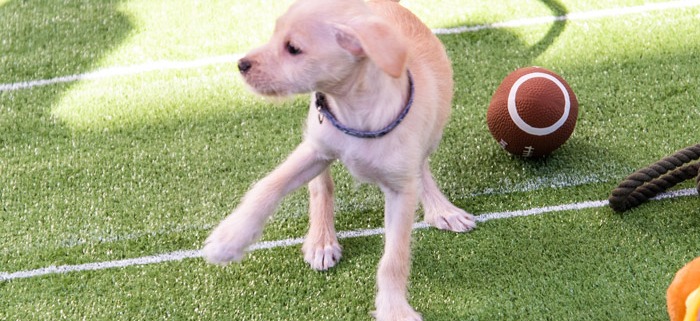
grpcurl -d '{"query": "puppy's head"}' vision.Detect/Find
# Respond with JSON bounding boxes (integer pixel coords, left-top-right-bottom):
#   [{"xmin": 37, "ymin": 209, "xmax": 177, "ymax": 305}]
[{"xmin": 237, "ymin": 0, "xmax": 407, "ymax": 97}]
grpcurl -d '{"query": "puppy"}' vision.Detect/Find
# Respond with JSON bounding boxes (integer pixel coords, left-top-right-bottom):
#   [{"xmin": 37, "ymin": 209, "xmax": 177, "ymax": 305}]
[{"xmin": 203, "ymin": 0, "xmax": 476, "ymax": 319}]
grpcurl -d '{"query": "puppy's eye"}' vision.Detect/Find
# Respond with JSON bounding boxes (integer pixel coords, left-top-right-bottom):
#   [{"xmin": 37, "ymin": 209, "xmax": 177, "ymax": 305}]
[{"xmin": 285, "ymin": 41, "xmax": 302, "ymax": 55}]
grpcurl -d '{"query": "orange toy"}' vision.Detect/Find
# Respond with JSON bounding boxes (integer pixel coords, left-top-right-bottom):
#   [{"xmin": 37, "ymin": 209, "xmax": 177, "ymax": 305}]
[{"xmin": 668, "ymin": 257, "xmax": 700, "ymax": 321}]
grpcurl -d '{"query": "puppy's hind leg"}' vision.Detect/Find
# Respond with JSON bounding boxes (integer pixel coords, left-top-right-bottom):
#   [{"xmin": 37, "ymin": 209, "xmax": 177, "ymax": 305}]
[
  {"xmin": 420, "ymin": 161, "xmax": 476, "ymax": 232},
  {"xmin": 302, "ymin": 167, "xmax": 342, "ymax": 271}
]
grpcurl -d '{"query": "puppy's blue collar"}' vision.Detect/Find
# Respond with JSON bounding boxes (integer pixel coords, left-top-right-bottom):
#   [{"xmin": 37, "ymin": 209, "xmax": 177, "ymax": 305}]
[{"xmin": 315, "ymin": 71, "xmax": 414, "ymax": 139}]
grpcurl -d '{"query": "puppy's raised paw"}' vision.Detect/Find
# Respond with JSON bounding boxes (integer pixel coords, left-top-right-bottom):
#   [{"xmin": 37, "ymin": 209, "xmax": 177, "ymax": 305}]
[
  {"xmin": 202, "ymin": 215, "xmax": 263, "ymax": 265},
  {"xmin": 202, "ymin": 232, "xmax": 246, "ymax": 265},
  {"xmin": 302, "ymin": 235, "xmax": 342, "ymax": 271}
]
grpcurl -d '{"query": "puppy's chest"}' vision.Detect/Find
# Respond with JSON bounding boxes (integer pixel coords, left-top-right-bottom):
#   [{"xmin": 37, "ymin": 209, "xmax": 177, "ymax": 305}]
[
  {"xmin": 317, "ymin": 134, "xmax": 408, "ymax": 184},
  {"xmin": 342, "ymin": 154, "xmax": 387, "ymax": 184}
]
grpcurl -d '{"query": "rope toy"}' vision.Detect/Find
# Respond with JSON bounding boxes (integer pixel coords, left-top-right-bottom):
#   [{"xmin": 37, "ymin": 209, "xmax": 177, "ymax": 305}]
[{"xmin": 608, "ymin": 143, "xmax": 700, "ymax": 213}]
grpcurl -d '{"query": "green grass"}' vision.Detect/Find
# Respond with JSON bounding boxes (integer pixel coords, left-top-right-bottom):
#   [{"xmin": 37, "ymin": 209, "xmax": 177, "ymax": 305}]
[{"xmin": 1, "ymin": 0, "xmax": 700, "ymax": 320}]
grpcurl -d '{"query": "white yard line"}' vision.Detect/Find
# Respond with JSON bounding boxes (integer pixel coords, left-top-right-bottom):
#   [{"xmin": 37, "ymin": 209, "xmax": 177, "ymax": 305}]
[
  {"xmin": 432, "ymin": 0, "xmax": 700, "ymax": 34},
  {"xmin": 57, "ymin": 170, "xmax": 616, "ymax": 249},
  {"xmin": 0, "ymin": 54, "xmax": 241, "ymax": 92},
  {"xmin": 2, "ymin": 188, "xmax": 697, "ymax": 282},
  {"xmin": 1, "ymin": 0, "xmax": 699, "ymax": 92}
]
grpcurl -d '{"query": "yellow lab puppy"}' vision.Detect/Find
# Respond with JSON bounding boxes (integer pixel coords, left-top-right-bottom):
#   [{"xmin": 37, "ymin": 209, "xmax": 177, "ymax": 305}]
[{"xmin": 204, "ymin": 0, "xmax": 475, "ymax": 319}]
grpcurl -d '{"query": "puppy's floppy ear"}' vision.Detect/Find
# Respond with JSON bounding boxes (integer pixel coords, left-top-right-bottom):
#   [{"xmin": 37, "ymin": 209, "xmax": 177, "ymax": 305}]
[{"xmin": 333, "ymin": 17, "xmax": 408, "ymax": 78}]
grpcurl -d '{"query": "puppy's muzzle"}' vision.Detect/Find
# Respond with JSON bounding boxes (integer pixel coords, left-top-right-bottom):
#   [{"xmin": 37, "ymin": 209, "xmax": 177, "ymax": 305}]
[{"xmin": 238, "ymin": 58, "xmax": 253, "ymax": 75}]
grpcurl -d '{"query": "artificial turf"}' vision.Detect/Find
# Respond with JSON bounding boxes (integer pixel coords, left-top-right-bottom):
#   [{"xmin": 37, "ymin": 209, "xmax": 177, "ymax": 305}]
[{"xmin": 1, "ymin": 0, "xmax": 699, "ymax": 320}]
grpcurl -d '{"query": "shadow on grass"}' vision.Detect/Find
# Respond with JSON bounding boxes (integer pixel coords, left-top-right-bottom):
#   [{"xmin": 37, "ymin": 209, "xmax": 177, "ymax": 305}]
[
  {"xmin": 0, "ymin": 0, "xmax": 132, "ymax": 83},
  {"xmin": 0, "ymin": 0, "xmax": 135, "ymax": 266},
  {"xmin": 0, "ymin": 0, "xmax": 133, "ymax": 136},
  {"xmin": 533, "ymin": 0, "xmax": 568, "ymax": 57}
]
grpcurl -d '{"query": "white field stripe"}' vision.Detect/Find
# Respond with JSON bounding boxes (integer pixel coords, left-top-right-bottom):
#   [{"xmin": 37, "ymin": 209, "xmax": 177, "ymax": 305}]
[
  {"xmin": 0, "ymin": 54, "xmax": 241, "ymax": 92},
  {"xmin": 55, "ymin": 170, "xmax": 618, "ymax": 249},
  {"xmin": 2, "ymin": 0, "xmax": 699, "ymax": 92},
  {"xmin": 1, "ymin": 188, "xmax": 697, "ymax": 282},
  {"xmin": 432, "ymin": 0, "xmax": 700, "ymax": 34}
]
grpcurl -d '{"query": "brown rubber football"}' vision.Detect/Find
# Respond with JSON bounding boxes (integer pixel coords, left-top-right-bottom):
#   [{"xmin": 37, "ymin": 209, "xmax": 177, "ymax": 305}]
[{"xmin": 487, "ymin": 66, "xmax": 578, "ymax": 158}]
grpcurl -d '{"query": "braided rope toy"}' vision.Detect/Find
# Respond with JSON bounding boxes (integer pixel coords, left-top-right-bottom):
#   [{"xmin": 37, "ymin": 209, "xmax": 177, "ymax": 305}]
[{"xmin": 608, "ymin": 143, "xmax": 700, "ymax": 213}]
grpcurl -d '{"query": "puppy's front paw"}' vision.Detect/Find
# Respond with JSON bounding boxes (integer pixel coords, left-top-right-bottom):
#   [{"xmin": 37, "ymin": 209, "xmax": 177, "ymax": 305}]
[
  {"xmin": 302, "ymin": 235, "xmax": 342, "ymax": 271},
  {"xmin": 427, "ymin": 206, "xmax": 476, "ymax": 233},
  {"xmin": 202, "ymin": 216, "xmax": 262, "ymax": 265},
  {"xmin": 202, "ymin": 233, "xmax": 245, "ymax": 265}
]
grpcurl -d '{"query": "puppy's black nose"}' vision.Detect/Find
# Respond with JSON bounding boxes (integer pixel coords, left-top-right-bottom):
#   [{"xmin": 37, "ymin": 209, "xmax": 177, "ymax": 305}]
[{"xmin": 238, "ymin": 59, "xmax": 252, "ymax": 74}]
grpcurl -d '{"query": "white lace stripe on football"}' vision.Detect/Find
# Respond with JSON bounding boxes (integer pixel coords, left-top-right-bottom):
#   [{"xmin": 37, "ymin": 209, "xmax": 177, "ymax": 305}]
[{"xmin": 507, "ymin": 72, "xmax": 571, "ymax": 136}]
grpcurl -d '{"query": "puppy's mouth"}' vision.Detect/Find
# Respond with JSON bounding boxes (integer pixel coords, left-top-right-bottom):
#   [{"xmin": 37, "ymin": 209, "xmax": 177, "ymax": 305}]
[
  {"xmin": 238, "ymin": 59, "xmax": 296, "ymax": 97},
  {"xmin": 244, "ymin": 81, "xmax": 292, "ymax": 97},
  {"xmin": 241, "ymin": 73, "xmax": 315, "ymax": 98}
]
